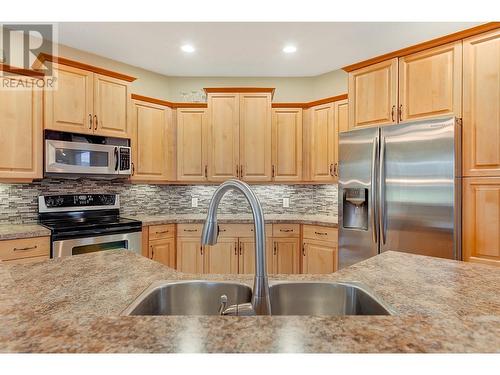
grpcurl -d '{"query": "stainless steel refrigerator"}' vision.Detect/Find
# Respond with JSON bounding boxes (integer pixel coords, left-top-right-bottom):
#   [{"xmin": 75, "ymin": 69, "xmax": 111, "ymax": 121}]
[{"xmin": 338, "ymin": 116, "xmax": 461, "ymax": 269}]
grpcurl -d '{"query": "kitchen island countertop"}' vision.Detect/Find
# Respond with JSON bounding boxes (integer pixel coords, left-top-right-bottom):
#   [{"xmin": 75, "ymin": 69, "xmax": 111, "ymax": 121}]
[{"xmin": 0, "ymin": 250, "xmax": 498, "ymax": 353}]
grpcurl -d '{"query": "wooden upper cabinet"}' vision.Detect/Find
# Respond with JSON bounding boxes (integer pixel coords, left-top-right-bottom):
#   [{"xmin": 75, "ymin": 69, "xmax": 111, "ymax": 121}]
[
  {"xmin": 177, "ymin": 108, "xmax": 208, "ymax": 181},
  {"xmin": 204, "ymin": 238, "xmax": 239, "ymax": 274},
  {"xmin": 399, "ymin": 42, "xmax": 462, "ymax": 122},
  {"xmin": 130, "ymin": 100, "xmax": 171, "ymax": 181},
  {"xmin": 335, "ymin": 99, "xmax": 349, "ymax": 133},
  {"xmin": 239, "ymin": 93, "xmax": 272, "ymax": 181},
  {"xmin": 272, "ymin": 108, "xmax": 303, "ymax": 182},
  {"xmin": 44, "ymin": 64, "xmax": 94, "ymax": 134},
  {"xmin": 463, "ymin": 177, "xmax": 500, "ymax": 267},
  {"xmin": 207, "ymin": 93, "xmax": 240, "ymax": 181},
  {"xmin": 93, "ymin": 74, "xmax": 130, "ymax": 138},
  {"xmin": 0, "ymin": 80, "xmax": 42, "ymax": 180},
  {"xmin": 463, "ymin": 28, "xmax": 500, "ymax": 177},
  {"xmin": 308, "ymin": 103, "xmax": 336, "ymax": 182},
  {"xmin": 348, "ymin": 58, "xmax": 398, "ymax": 129}
]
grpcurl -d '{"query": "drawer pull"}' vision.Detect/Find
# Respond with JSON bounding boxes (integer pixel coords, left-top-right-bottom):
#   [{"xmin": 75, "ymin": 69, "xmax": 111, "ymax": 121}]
[
  {"xmin": 13, "ymin": 245, "xmax": 38, "ymax": 251},
  {"xmin": 184, "ymin": 229, "xmax": 198, "ymax": 232},
  {"xmin": 155, "ymin": 230, "xmax": 169, "ymax": 234},
  {"xmin": 280, "ymin": 229, "xmax": 293, "ymax": 232},
  {"xmin": 314, "ymin": 231, "xmax": 328, "ymax": 236}
]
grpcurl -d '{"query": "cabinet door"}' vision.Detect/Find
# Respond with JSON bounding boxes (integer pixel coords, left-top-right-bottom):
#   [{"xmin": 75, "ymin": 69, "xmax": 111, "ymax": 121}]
[
  {"xmin": 93, "ymin": 74, "xmax": 130, "ymax": 138},
  {"xmin": 463, "ymin": 177, "xmax": 500, "ymax": 267},
  {"xmin": 44, "ymin": 64, "xmax": 93, "ymax": 134},
  {"xmin": 204, "ymin": 238, "xmax": 239, "ymax": 274},
  {"xmin": 0, "ymin": 79, "xmax": 42, "ymax": 180},
  {"xmin": 399, "ymin": 42, "xmax": 462, "ymax": 122},
  {"xmin": 238, "ymin": 238, "xmax": 274, "ymax": 274},
  {"xmin": 177, "ymin": 108, "xmax": 208, "ymax": 181},
  {"xmin": 309, "ymin": 103, "xmax": 335, "ymax": 182},
  {"xmin": 207, "ymin": 93, "xmax": 239, "ymax": 181},
  {"xmin": 271, "ymin": 108, "xmax": 303, "ymax": 182},
  {"xmin": 150, "ymin": 238, "xmax": 176, "ymax": 269},
  {"xmin": 463, "ymin": 29, "xmax": 500, "ymax": 177},
  {"xmin": 333, "ymin": 99, "xmax": 348, "ymax": 180},
  {"xmin": 272, "ymin": 238, "xmax": 300, "ymax": 274},
  {"xmin": 348, "ymin": 58, "xmax": 398, "ymax": 129},
  {"xmin": 302, "ymin": 239, "xmax": 338, "ymax": 274},
  {"xmin": 131, "ymin": 100, "xmax": 169, "ymax": 181},
  {"xmin": 239, "ymin": 93, "xmax": 272, "ymax": 181},
  {"xmin": 176, "ymin": 237, "xmax": 204, "ymax": 273}
]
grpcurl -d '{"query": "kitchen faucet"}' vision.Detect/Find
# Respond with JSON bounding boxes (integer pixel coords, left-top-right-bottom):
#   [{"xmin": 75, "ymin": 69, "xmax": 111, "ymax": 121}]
[{"xmin": 201, "ymin": 179, "xmax": 271, "ymax": 315}]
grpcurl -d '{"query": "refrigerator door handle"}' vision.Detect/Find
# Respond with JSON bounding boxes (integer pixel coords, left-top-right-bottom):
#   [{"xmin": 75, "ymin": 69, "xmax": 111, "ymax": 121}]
[
  {"xmin": 371, "ymin": 135, "xmax": 379, "ymax": 244},
  {"xmin": 379, "ymin": 136, "xmax": 387, "ymax": 245}
]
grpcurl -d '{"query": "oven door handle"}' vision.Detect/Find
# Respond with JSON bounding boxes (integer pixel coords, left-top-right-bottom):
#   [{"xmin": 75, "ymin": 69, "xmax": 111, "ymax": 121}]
[{"xmin": 114, "ymin": 147, "xmax": 119, "ymax": 171}]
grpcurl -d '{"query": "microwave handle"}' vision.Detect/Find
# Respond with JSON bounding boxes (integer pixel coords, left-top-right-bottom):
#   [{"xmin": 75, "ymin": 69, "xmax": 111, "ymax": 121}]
[{"xmin": 114, "ymin": 147, "xmax": 119, "ymax": 171}]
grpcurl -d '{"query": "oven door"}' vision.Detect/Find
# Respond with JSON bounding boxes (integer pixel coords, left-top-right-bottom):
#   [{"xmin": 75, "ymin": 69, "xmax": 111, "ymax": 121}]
[
  {"xmin": 52, "ymin": 232, "xmax": 142, "ymax": 258},
  {"xmin": 45, "ymin": 140, "xmax": 119, "ymax": 175}
]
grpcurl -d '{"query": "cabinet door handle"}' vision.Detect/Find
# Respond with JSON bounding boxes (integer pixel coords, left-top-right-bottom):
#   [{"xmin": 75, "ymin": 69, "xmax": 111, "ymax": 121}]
[
  {"xmin": 150, "ymin": 245, "xmax": 154, "ymax": 259},
  {"xmin": 236, "ymin": 165, "xmax": 239, "ymax": 178},
  {"xmin": 391, "ymin": 105, "xmax": 396, "ymax": 122},
  {"xmin": 13, "ymin": 245, "xmax": 37, "ymax": 251},
  {"xmin": 200, "ymin": 246, "xmax": 203, "ymax": 255},
  {"xmin": 89, "ymin": 114, "xmax": 92, "ymax": 129},
  {"xmin": 205, "ymin": 165, "xmax": 208, "ymax": 178},
  {"xmin": 314, "ymin": 231, "xmax": 328, "ymax": 236},
  {"xmin": 398, "ymin": 105, "xmax": 403, "ymax": 122},
  {"xmin": 329, "ymin": 163, "xmax": 334, "ymax": 176},
  {"xmin": 184, "ymin": 229, "xmax": 198, "ymax": 232},
  {"xmin": 131, "ymin": 162, "xmax": 135, "ymax": 176},
  {"xmin": 273, "ymin": 242, "xmax": 277, "ymax": 256},
  {"xmin": 239, "ymin": 243, "xmax": 242, "ymax": 256},
  {"xmin": 272, "ymin": 165, "xmax": 275, "ymax": 178},
  {"xmin": 240, "ymin": 165, "xmax": 243, "ymax": 179},
  {"xmin": 333, "ymin": 162, "xmax": 338, "ymax": 177},
  {"xmin": 94, "ymin": 115, "xmax": 98, "ymax": 130},
  {"xmin": 234, "ymin": 242, "xmax": 238, "ymax": 255},
  {"xmin": 302, "ymin": 244, "xmax": 306, "ymax": 257}
]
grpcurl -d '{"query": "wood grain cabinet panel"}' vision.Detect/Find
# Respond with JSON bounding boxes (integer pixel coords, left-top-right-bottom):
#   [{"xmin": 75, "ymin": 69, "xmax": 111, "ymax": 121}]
[
  {"xmin": 308, "ymin": 103, "xmax": 336, "ymax": 182},
  {"xmin": 463, "ymin": 28, "xmax": 500, "ymax": 177},
  {"xmin": 93, "ymin": 74, "xmax": 130, "ymax": 138},
  {"xmin": 204, "ymin": 238, "xmax": 239, "ymax": 274},
  {"xmin": 177, "ymin": 108, "xmax": 208, "ymax": 181},
  {"xmin": 335, "ymin": 99, "xmax": 349, "ymax": 133},
  {"xmin": 150, "ymin": 238, "xmax": 176, "ymax": 269},
  {"xmin": 239, "ymin": 93, "xmax": 272, "ymax": 181},
  {"xmin": 348, "ymin": 58, "xmax": 398, "ymax": 129},
  {"xmin": 463, "ymin": 177, "xmax": 500, "ymax": 267},
  {"xmin": 44, "ymin": 64, "xmax": 94, "ymax": 134},
  {"xmin": 271, "ymin": 108, "xmax": 303, "ymax": 182},
  {"xmin": 272, "ymin": 238, "xmax": 300, "ymax": 274},
  {"xmin": 302, "ymin": 239, "xmax": 337, "ymax": 274},
  {"xmin": 237, "ymin": 238, "xmax": 274, "ymax": 274},
  {"xmin": 131, "ymin": 100, "xmax": 170, "ymax": 181},
  {"xmin": 399, "ymin": 42, "xmax": 462, "ymax": 122},
  {"xmin": 207, "ymin": 93, "xmax": 240, "ymax": 181},
  {"xmin": 0, "ymin": 237, "xmax": 50, "ymax": 262},
  {"xmin": 176, "ymin": 237, "xmax": 204, "ymax": 273},
  {"xmin": 0, "ymin": 79, "xmax": 42, "ymax": 180}
]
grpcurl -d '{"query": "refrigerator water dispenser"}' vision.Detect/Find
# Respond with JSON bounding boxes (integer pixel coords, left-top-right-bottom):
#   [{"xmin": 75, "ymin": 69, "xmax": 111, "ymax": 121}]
[{"xmin": 342, "ymin": 188, "xmax": 368, "ymax": 230}]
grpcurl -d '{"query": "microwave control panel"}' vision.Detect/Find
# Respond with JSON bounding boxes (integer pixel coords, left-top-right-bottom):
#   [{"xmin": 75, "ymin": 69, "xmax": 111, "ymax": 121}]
[{"xmin": 119, "ymin": 148, "xmax": 131, "ymax": 171}]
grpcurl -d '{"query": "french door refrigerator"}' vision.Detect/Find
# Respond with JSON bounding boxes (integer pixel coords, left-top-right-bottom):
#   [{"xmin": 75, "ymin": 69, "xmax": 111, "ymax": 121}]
[{"xmin": 338, "ymin": 116, "xmax": 462, "ymax": 269}]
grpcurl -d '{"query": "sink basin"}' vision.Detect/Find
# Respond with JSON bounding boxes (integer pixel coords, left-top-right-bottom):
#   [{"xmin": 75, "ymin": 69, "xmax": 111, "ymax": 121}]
[
  {"xmin": 122, "ymin": 280, "xmax": 252, "ymax": 316},
  {"xmin": 269, "ymin": 282, "xmax": 393, "ymax": 316}
]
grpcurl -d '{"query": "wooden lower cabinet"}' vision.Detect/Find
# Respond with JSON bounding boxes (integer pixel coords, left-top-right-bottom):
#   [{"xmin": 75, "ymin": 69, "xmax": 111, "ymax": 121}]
[
  {"xmin": 177, "ymin": 237, "xmax": 204, "ymax": 273},
  {"xmin": 204, "ymin": 238, "xmax": 239, "ymax": 274},
  {"xmin": 302, "ymin": 239, "xmax": 338, "ymax": 274},
  {"xmin": 0, "ymin": 236, "xmax": 50, "ymax": 264},
  {"xmin": 238, "ymin": 238, "xmax": 274, "ymax": 274},
  {"xmin": 463, "ymin": 177, "xmax": 500, "ymax": 266},
  {"xmin": 271, "ymin": 237, "xmax": 300, "ymax": 274},
  {"xmin": 149, "ymin": 238, "xmax": 176, "ymax": 269}
]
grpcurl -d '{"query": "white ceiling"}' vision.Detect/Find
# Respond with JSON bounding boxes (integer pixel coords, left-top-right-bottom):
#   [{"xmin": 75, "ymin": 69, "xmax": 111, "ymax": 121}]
[{"xmin": 58, "ymin": 22, "xmax": 480, "ymax": 77}]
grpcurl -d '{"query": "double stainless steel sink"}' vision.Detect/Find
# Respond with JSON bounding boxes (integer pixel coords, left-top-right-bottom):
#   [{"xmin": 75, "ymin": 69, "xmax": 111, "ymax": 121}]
[{"xmin": 122, "ymin": 280, "xmax": 394, "ymax": 316}]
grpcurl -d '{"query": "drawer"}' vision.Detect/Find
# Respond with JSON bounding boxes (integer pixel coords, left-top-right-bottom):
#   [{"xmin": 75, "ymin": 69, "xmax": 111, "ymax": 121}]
[
  {"xmin": 227, "ymin": 224, "xmax": 272, "ymax": 238},
  {"xmin": 272, "ymin": 224, "xmax": 300, "ymax": 238},
  {"xmin": 148, "ymin": 224, "xmax": 175, "ymax": 240},
  {"xmin": 177, "ymin": 223, "xmax": 204, "ymax": 237},
  {"xmin": 302, "ymin": 225, "xmax": 338, "ymax": 243},
  {"xmin": 2, "ymin": 255, "xmax": 49, "ymax": 265},
  {"xmin": 0, "ymin": 237, "xmax": 50, "ymax": 261}
]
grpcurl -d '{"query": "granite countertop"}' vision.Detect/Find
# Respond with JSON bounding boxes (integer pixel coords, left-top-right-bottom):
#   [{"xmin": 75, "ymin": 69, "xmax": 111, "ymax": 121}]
[
  {"xmin": 0, "ymin": 250, "xmax": 499, "ymax": 353},
  {"xmin": 0, "ymin": 224, "xmax": 51, "ymax": 241},
  {"xmin": 127, "ymin": 213, "xmax": 338, "ymax": 227}
]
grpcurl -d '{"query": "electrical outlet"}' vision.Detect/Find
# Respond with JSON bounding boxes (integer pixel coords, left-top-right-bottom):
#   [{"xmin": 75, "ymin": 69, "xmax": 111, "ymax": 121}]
[
  {"xmin": 282, "ymin": 197, "xmax": 290, "ymax": 208},
  {"xmin": 191, "ymin": 197, "xmax": 198, "ymax": 208}
]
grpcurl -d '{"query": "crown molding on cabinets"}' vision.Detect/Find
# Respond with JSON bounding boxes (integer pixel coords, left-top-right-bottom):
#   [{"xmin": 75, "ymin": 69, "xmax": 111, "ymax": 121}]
[
  {"xmin": 272, "ymin": 93, "xmax": 348, "ymax": 109},
  {"xmin": 0, "ymin": 63, "xmax": 45, "ymax": 78},
  {"xmin": 204, "ymin": 87, "xmax": 276, "ymax": 99},
  {"xmin": 342, "ymin": 22, "xmax": 500, "ymax": 72},
  {"xmin": 130, "ymin": 93, "xmax": 208, "ymax": 108},
  {"xmin": 34, "ymin": 53, "xmax": 137, "ymax": 82}
]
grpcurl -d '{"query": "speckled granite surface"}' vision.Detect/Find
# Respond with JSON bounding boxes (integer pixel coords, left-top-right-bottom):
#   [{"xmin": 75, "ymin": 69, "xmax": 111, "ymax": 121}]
[
  {"xmin": 0, "ymin": 224, "xmax": 51, "ymax": 240},
  {"xmin": 0, "ymin": 250, "xmax": 498, "ymax": 353},
  {"xmin": 127, "ymin": 214, "xmax": 338, "ymax": 227}
]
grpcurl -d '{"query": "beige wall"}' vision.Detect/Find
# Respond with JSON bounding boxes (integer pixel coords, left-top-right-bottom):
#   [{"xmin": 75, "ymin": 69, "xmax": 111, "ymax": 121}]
[{"xmin": 311, "ymin": 69, "xmax": 348, "ymax": 99}]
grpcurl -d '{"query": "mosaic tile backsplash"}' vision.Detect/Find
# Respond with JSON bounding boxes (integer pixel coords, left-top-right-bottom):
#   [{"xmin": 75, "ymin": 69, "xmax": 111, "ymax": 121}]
[{"xmin": 0, "ymin": 179, "xmax": 338, "ymax": 224}]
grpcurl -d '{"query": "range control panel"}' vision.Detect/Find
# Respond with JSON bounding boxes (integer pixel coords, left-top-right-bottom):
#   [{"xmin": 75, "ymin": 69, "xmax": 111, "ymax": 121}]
[{"xmin": 41, "ymin": 194, "xmax": 118, "ymax": 210}]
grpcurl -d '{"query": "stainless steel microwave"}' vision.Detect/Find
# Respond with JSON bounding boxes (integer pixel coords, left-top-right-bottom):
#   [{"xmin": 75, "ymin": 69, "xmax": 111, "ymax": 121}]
[{"xmin": 44, "ymin": 131, "xmax": 131, "ymax": 177}]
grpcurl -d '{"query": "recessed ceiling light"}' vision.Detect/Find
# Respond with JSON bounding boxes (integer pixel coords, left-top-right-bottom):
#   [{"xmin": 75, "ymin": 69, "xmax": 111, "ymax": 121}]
[
  {"xmin": 283, "ymin": 45, "xmax": 297, "ymax": 54},
  {"xmin": 181, "ymin": 44, "xmax": 195, "ymax": 53}
]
